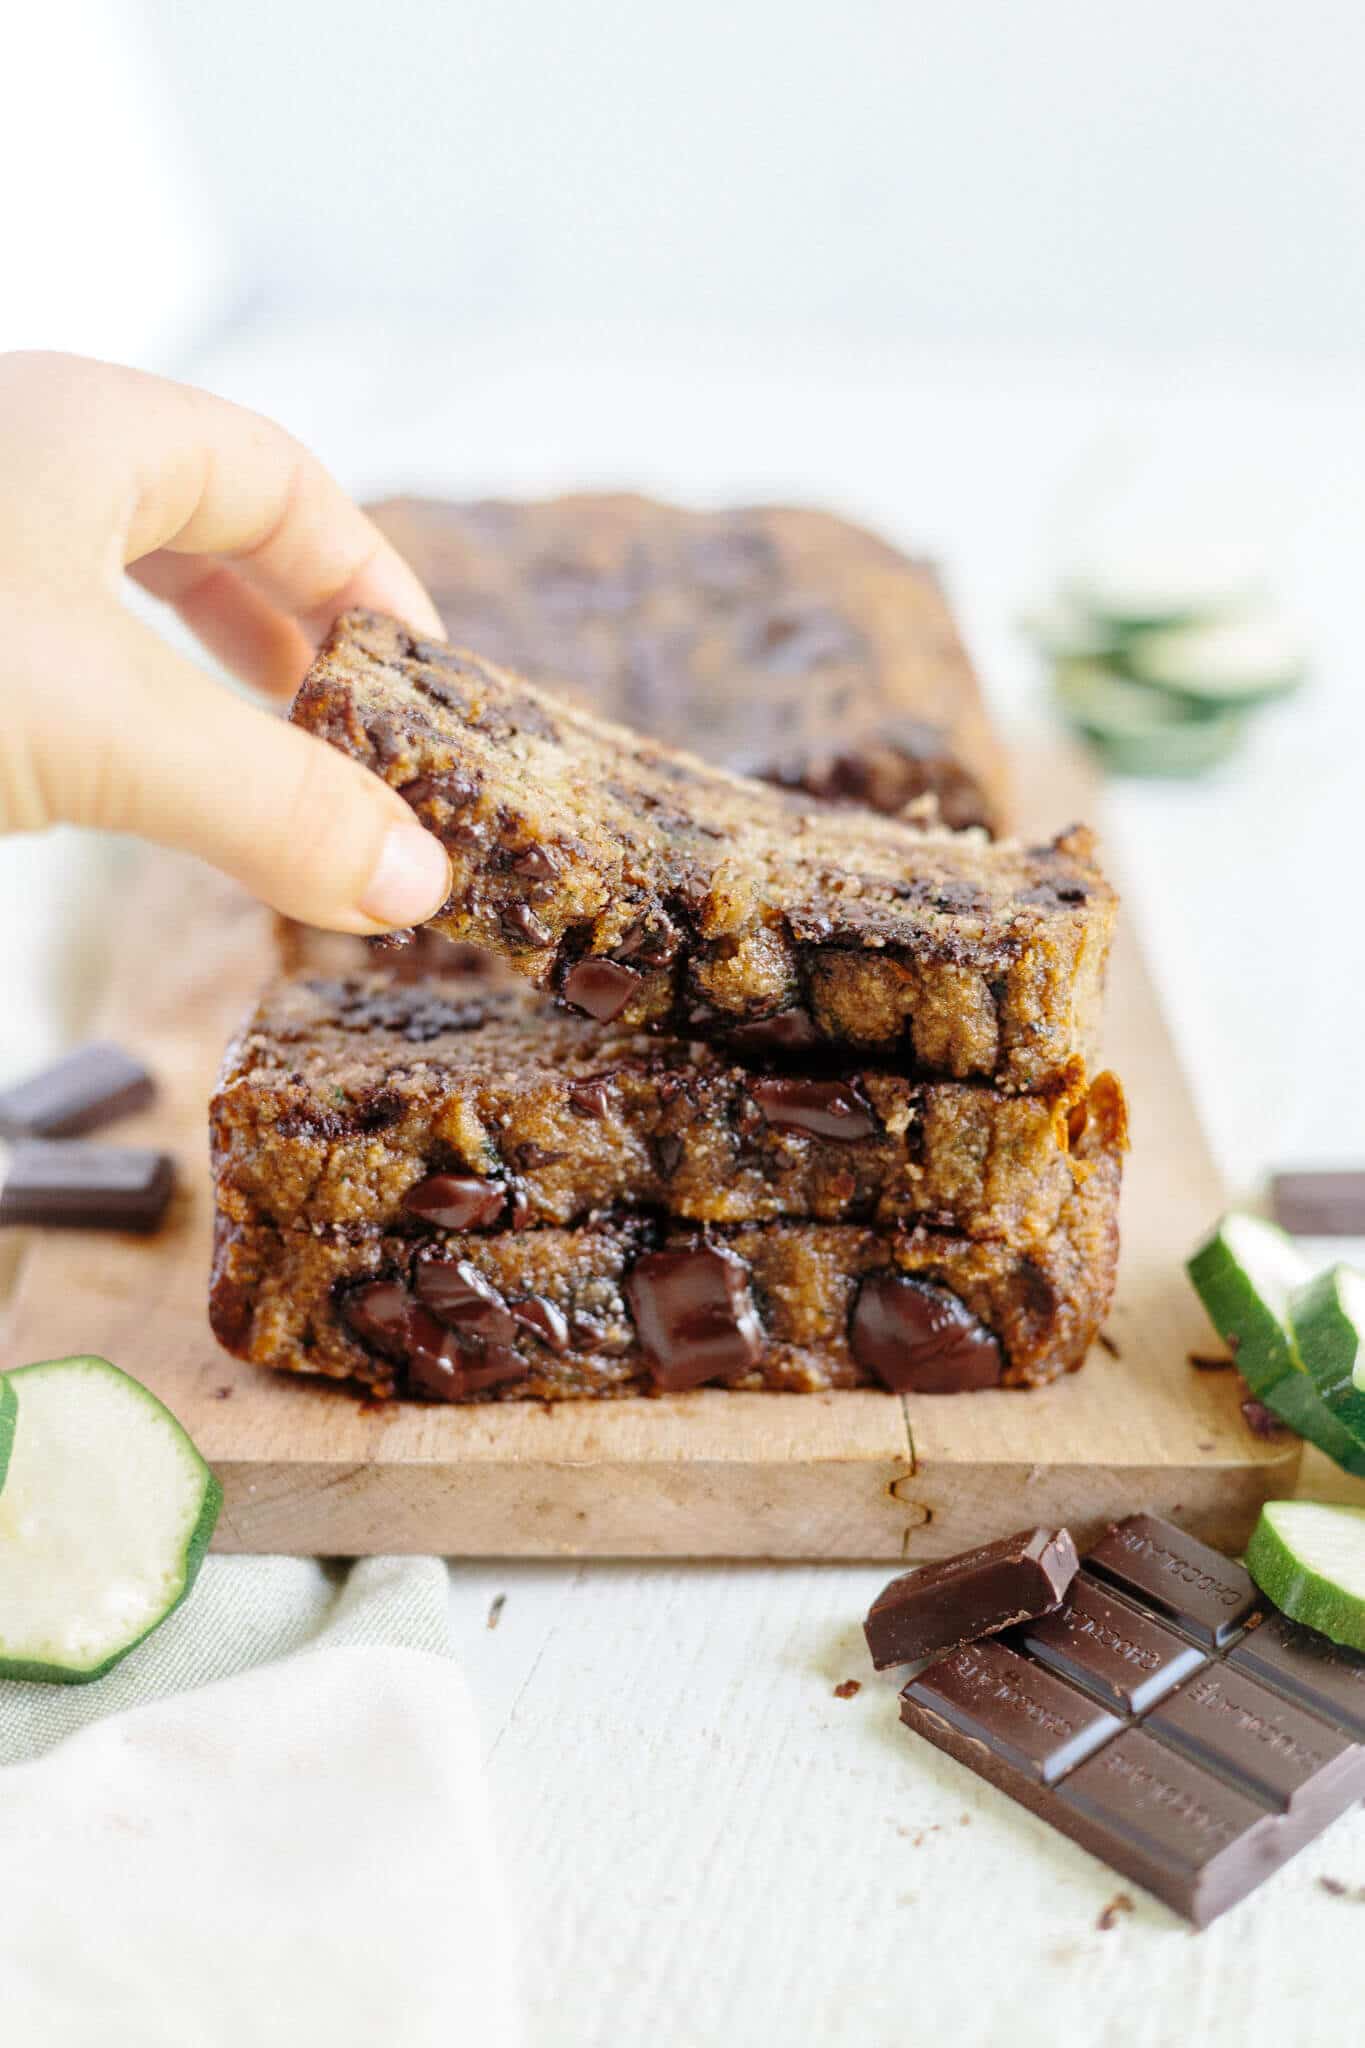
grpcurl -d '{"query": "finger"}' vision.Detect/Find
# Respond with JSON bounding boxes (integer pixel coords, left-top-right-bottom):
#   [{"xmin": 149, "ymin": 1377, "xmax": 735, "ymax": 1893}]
[
  {"xmin": 5, "ymin": 599, "xmax": 451, "ymax": 932},
  {"xmin": 0, "ymin": 353, "xmax": 445, "ymax": 640},
  {"xmin": 128, "ymin": 552, "xmax": 314, "ymax": 697}
]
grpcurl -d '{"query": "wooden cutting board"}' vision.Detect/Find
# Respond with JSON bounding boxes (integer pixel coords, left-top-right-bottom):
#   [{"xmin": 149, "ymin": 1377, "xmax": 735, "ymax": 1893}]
[{"xmin": 0, "ymin": 750, "xmax": 1300, "ymax": 1558}]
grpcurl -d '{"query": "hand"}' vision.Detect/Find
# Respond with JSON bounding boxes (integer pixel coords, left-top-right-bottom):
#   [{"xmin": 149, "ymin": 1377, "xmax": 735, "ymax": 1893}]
[{"xmin": 0, "ymin": 351, "xmax": 452, "ymax": 932}]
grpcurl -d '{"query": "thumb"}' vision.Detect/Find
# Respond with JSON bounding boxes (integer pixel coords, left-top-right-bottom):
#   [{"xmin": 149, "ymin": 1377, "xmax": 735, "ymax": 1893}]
[{"xmin": 8, "ymin": 603, "xmax": 451, "ymax": 933}]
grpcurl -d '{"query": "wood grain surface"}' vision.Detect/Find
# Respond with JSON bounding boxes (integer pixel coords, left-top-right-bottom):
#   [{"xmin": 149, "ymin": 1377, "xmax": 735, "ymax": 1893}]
[{"xmin": 0, "ymin": 749, "xmax": 1300, "ymax": 1556}]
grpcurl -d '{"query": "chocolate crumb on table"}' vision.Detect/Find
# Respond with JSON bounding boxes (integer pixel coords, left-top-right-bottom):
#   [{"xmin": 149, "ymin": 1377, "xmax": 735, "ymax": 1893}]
[
  {"xmin": 1096, "ymin": 1893, "xmax": 1135, "ymax": 1931},
  {"xmin": 833, "ymin": 1679, "xmax": 862, "ymax": 1699},
  {"xmin": 367, "ymin": 493, "xmax": 1012, "ymax": 833},
  {"xmin": 1241, "ymin": 1397, "xmax": 1291, "ymax": 1439},
  {"xmin": 210, "ymin": 971, "xmax": 1127, "ymax": 1244},
  {"xmin": 289, "ymin": 610, "xmax": 1116, "ymax": 1084}
]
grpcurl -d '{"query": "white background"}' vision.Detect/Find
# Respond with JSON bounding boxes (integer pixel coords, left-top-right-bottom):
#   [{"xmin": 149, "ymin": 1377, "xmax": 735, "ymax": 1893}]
[{"xmin": 5, "ymin": 8, "xmax": 1365, "ymax": 2043}]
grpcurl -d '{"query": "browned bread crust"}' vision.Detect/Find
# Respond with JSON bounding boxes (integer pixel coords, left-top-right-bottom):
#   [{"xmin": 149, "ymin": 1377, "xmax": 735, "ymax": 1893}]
[
  {"xmin": 211, "ymin": 970, "xmax": 1125, "ymax": 1242},
  {"xmin": 290, "ymin": 612, "xmax": 1115, "ymax": 1087},
  {"xmin": 208, "ymin": 1083, "xmax": 1122, "ymax": 1399},
  {"xmin": 369, "ymin": 494, "xmax": 1010, "ymax": 832}
]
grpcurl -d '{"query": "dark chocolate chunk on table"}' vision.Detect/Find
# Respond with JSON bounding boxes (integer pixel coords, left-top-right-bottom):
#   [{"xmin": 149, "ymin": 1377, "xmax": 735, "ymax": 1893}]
[
  {"xmin": 0, "ymin": 1140, "xmax": 175, "ymax": 1232},
  {"xmin": 896, "ymin": 1513, "xmax": 1365, "ymax": 1925},
  {"xmin": 0, "ymin": 1042, "xmax": 154, "ymax": 1140},
  {"xmin": 1271, "ymin": 1169, "xmax": 1365, "ymax": 1237}
]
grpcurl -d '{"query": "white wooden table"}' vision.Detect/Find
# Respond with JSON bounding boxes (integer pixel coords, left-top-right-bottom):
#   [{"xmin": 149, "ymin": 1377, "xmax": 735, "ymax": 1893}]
[{"xmin": 7, "ymin": 329, "xmax": 1365, "ymax": 2046}]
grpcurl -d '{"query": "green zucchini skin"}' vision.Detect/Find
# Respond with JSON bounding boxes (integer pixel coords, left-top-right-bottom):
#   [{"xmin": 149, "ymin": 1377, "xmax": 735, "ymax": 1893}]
[{"xmin": 0, "ymin": 1356, "xmax": 222, "ymax": 1687}]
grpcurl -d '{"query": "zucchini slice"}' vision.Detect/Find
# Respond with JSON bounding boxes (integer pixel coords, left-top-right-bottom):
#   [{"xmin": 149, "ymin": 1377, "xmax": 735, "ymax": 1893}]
[
  {"xmin": 1065, "ymin": 548, "xmax": 1264, "ymax": 632},
  {"xmin": 1121, "ymin": 614, "xmax": 1307, "ymax": 707},
  {"xmin": 1290, "ymin": 1265, "xmax": 1365, "ymax": 1447},
  {"xmin": 0, "ymin": 1356, "xmax": 221, "ymax": 1685},
  {"xmin": 1053, "ymin": 661, "xmax": 1247, "ymax": 778},
  {"xmin": 1246, "ymin": 1501, "xmax": 1365, "ymax": 1654},
  {"xmin": 1186, "ymin": 1215, "xmax": 1365, "ymax": 1475}
]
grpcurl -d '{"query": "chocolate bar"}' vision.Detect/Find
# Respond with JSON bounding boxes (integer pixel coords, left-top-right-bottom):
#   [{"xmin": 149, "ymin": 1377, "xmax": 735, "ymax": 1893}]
[
  {"xmin": 0, "ymin": 1042, "xmax": 154, "ymax": 1140},
  {"xmin": 1271, "ymin": 1170, "xmax": 1365, "ymax": 1238},
  {"xmin": 897, "ymin": 1514, "xmax": 1365, "ymax": 1925},
  {"xmin": 0, "ymin": 1140, "xmax": 175, "ymax": 1232},
  {"xmin": 864, "ymin": 1527, "xmax": 1079, "ymax": 1669}
]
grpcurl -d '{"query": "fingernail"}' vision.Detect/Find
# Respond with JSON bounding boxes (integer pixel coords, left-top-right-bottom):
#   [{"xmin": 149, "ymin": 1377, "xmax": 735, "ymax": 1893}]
[{"xmin": 359, "ymin": 822, "xmax": 451, "ymax": 928}]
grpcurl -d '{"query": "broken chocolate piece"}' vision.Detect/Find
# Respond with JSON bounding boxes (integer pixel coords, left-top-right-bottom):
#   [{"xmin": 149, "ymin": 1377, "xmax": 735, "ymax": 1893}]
[
  {"xmin": 560, "ymin": 958, "xmax": 643, "ymax": 1023},
  {"xmin": 849, "ymin": 1272, "xmax": 1002, "ymax": 1392},
  {"xmin": 405, "ymin": 1304, "xmax": 527, "ymax": 1401},
  {"xmin": 508, "ymin": 1295, "xmax": 570, "ymax": 1352},
  {"xmin": 897, "ymin": 1513, "xmax": 1365, "ymax": 1925},
  {"xmin": 625, "ymin": 1243, "xmax": 766, "ymax": 1391},
  {"xmin": 403, "ymin": 1173, "xmax": 507, "ymax": 1230},
  {"xmin": 0, "ymin": 1041, "xmax": 155, "ymax": 1140},
  {"xmin": 413, "ymin": 1254, "xmax": 517, "ymax": 1343},
  {"xmin": 723, "ymin": 1008, "xmax": 824, "ymax": 1056},
  {"xmin": 0, "ymin": 1140, "xmax": 174, "ymax": 1232},
  {"xmin": 567, "ymin": 1079, "xmax": 612, "ymax": 1120},
  {"xmin": 750, "ymin": 1077, "xmax": 877, "ymax": 1142},
  {"xmin": 340, "ymin": 1278, "xmax": 416, "ymax": 1360},
  {"xmin": 864, "ymin": 1526, "xmax": 1079, "ymax": 1669}
]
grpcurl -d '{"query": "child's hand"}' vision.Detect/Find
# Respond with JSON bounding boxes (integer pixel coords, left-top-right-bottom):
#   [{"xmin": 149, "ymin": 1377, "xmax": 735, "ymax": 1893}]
[{"xmin": 0, "ymin": 351, "xmax": 452, "ymax": 932}]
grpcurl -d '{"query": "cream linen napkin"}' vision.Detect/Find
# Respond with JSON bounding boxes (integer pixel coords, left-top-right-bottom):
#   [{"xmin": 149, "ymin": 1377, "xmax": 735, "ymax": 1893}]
[{"xmin": 0, "ymin": 1557, "xmax": 521, "ymax": 2048}]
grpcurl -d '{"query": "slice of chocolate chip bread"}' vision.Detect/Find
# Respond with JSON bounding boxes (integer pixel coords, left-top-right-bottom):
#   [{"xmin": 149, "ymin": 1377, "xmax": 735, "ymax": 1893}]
[
  {"xmin": 211, "ymin": 970, "xmax": 1126, "ymax": 1242},
  {"xmin": 290, "ymin": 612, "xmax": 1116, "ymax": 1088},
  {"xmin": 369, "ymin": 494, "xmax": 1010, "ymax": 831},
  {"xmin": 209, "ymin": 1088, "xmax": 1122, "ymax": 1400}
]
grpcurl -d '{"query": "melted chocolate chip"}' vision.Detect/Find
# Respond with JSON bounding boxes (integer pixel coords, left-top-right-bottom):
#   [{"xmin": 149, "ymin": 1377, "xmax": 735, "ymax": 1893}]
[
  {"xmin": 849, "ymin": 1273, "xmax": 1002, "ymax": 1393},
  {"xmin": 501, "ymin": 901, "xmax": 552, "ymax": 947},
  {"xmin": 403, "ymin": 1173, "xmax": 507, "ymax": 1231},
  {"xmin": 414, "ymin": 1256, "xmax": 517, "ymax": 1345},
  {"xmin": 567, "ymin": 1079, "xmax": 612, "ymax": 1120},
  {"xmin": 340, "ymin": 1279, "xmax": 416, "ymax": 1361},
  {"xmin": 1018, "ymin": 879, "xmax": 1091, "ymax": 910},
  {"xmin": 625, "ymin": 1244, "xmax": 766, "ymax": 1391},
  {"xmin": 652, "ymin": 1133, "xmax": 684, "ymax": 1179},
  {"xmin": 561, "ymin": 958, "xmax": 643, "ymax": 1022},
  {"xmin": 406, "ymin": 1305, "xmax": 527, "ymax": 1401},
  {"xmin": 398, "ymin": 771, "xmax": 480, "ymax": 815},
  {"xmin": 614, "ymin": 915, "xmax": 680, "ymax": 967},
  {"xmin": 509, "ymin": 1295, "xmax": 570, "ymax": 1352},
  {"xmin": 723, "ymin": 1007, "xmax": 824, "ymax": 1056},
  {"xmin": 745, "ymin": 605, "xmax": 862, "ymax": 676},
  {"xmin": 750, "ymin": 1076, "xmax": 878, "ymax": 1142},
  {"xmin": 323, "ymin": 982, "xmax": 491, "ymax": 1044},
  {"xmin": 512, "ymin": 844, "xmax": 563, "ymax": 882}
]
